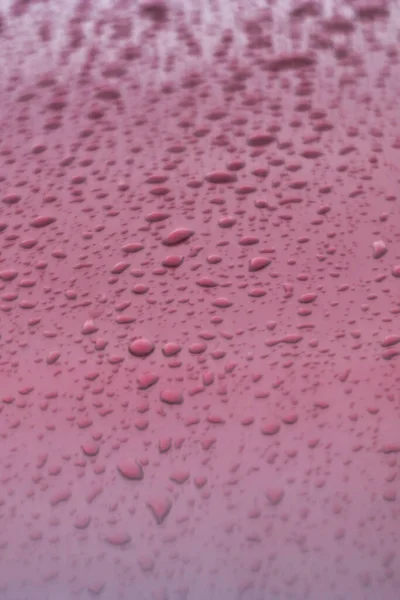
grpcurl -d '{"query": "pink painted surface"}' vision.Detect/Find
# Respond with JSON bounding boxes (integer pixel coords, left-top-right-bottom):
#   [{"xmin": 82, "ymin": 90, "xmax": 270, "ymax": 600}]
[{"xmin": 0, "ymin": 1, "xmax": 399, "ymax": 599}]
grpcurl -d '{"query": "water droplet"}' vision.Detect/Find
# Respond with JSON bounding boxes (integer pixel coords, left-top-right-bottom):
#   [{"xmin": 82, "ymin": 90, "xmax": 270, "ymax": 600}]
[
  {"xmin": 30, "ymin": 215, "xmax": 57, "ymax": 228},
  {"xmin": 160, "ymin": 389, "xmax": 183, "ymax": 405},
  {"xmin": 129, "ymin": 338, "xmax": 155, "ymax": 357},
  {"xmin": 117, "ymin": 460, "xmax": 144, "ymax": 480},
  {"xmin": 372, "ymin": 240, "xmax": 387, "ymax": 259},
  {"xmin": 162, "ymin": 228, "xmax": 194, "ymax": 246}
]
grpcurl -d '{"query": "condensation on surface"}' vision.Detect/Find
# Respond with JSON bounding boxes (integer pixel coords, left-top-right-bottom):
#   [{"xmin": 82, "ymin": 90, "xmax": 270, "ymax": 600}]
[{"xmin": 0, "ymin": 1, "xmax": 399, "ymax": 600}]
